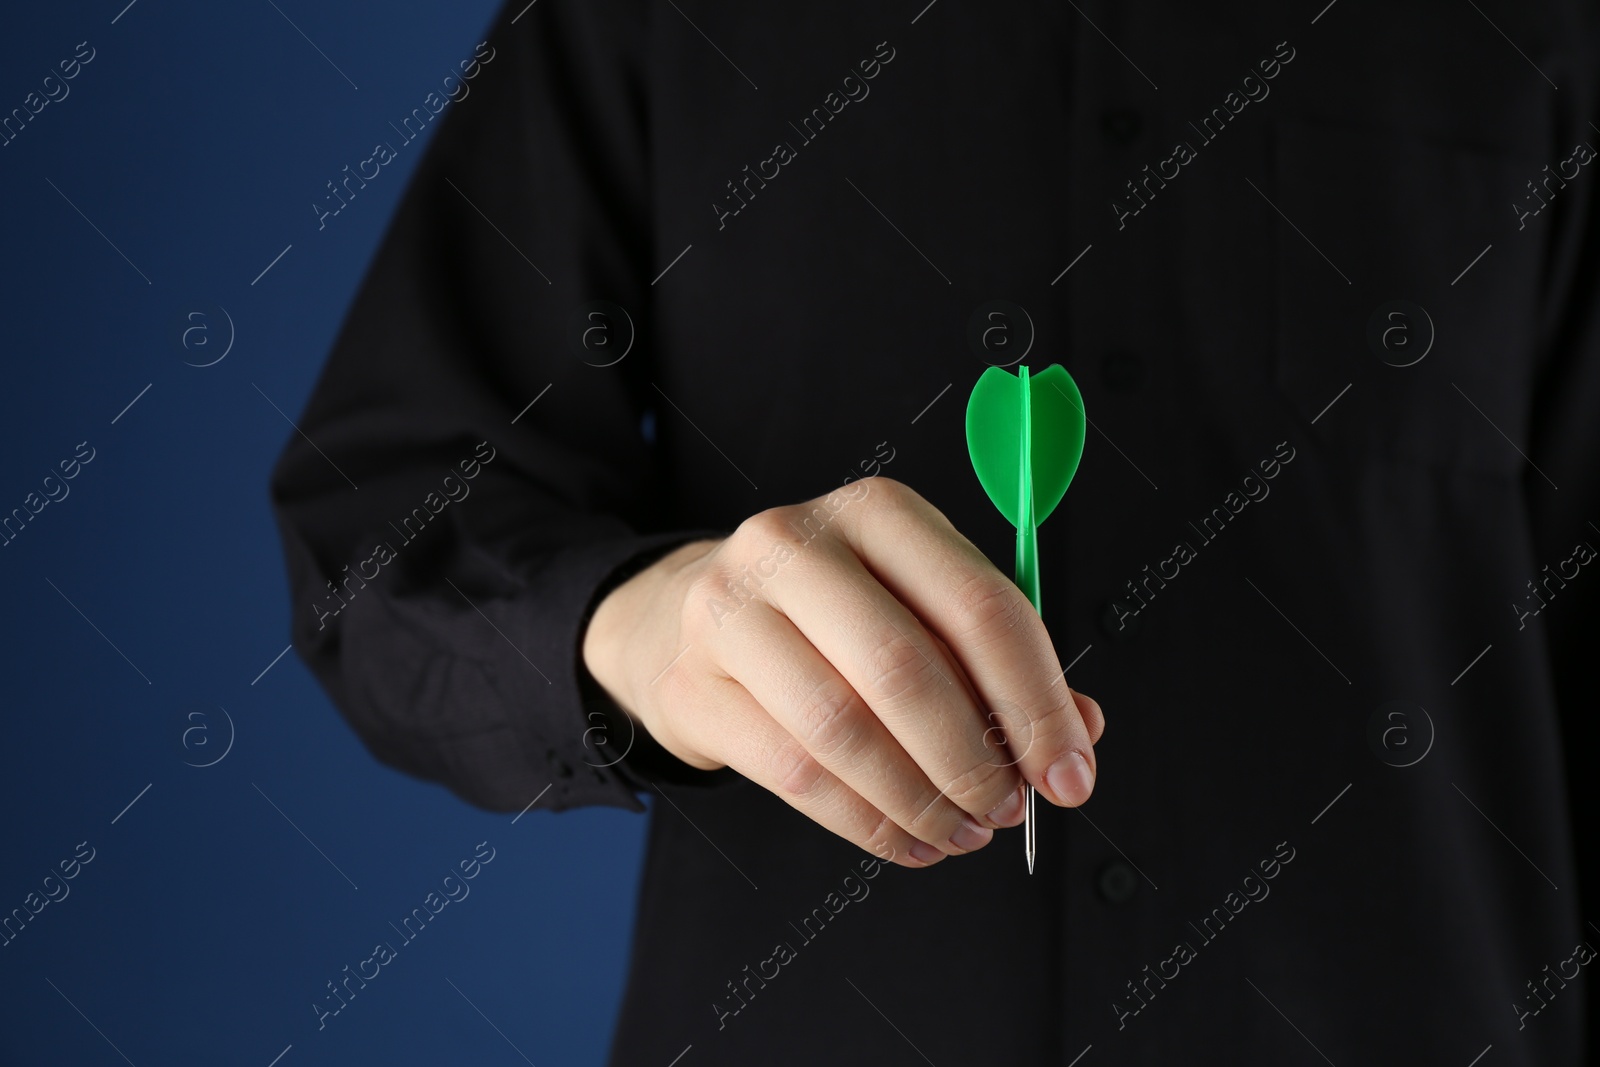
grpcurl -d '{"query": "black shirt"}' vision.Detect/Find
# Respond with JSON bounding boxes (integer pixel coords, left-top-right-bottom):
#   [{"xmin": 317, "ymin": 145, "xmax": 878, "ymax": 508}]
[{"xmin": 270, "ymin": 1, "xmax": 1600, "ymax": 1062}]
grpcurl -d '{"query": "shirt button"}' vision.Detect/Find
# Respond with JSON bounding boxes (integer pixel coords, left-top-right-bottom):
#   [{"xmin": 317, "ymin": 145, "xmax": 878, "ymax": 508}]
[
  {"xmin": 1100, "ymin": 109, "xmax": 1142, "ymax": 146},
  {"xmin": 1097, "ymin": 860, "xmax": 1140, "ymax": 904},
  {"xmin": 1099, "ymin": 599, "xmax": 1142, "ymax": 640},
  {"xmin": 1102, "ymin": 350, "xmax": 1146, "ymax": 393}
]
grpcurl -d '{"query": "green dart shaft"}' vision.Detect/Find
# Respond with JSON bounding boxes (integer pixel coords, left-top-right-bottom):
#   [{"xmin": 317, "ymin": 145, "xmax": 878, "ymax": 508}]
[
  {"xmin": 1016, "ymin": 366, "xmax": 1041, "ymax": 615},
  {"xmin": 1016, "ymin": 366, "xmax": 1040, "ymax": 873}
]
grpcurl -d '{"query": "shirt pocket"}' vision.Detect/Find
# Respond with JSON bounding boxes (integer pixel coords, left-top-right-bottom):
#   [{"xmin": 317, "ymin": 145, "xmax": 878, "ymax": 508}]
[{"xmin": 1270, "ymin": 113, "xmax": 1552, "ymax": 479}]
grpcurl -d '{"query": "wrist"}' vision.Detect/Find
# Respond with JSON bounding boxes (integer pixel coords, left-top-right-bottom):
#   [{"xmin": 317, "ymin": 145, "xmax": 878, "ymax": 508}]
[{"xmin": 582, "ymin": 537, "xmax": 721, "ymax": 716}]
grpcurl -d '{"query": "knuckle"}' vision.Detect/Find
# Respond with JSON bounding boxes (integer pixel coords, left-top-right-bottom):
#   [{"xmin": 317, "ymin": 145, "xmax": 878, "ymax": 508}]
[
  {"xmin": 1030, "ymin": 690, "xmax": 1083, "ymax": 757},
  {"xmin": 681, "ymin": 523, "xmax": 803, "ymax": 636},
  {"xmin": 680, "ymin": 568, "xmax": 740, "ymax": 638},
  {"xmin": 679, "ymin": 567, "xmax": 724, "ymax": 614},
  {"xmin": 856, "ymin": 474, "xmax": 921, "ymax": 516},
  {"xmin": 980, "ymin": 705, "xmax": 1035, "ymax": 764},
  {"xmin": 732, "ymin": 506, "xmax": 798, "ymax": 549},
  {"xmin": 867, "ymin": 471, "xmax": 943, "ymax": 526},
  {"xmin": 979, "ymin": 715, "xmax": 1017, "ymax": 765},
  {"xmin": 770, "ymin": 742, "xmax": 829, "ymax": 801},
  {"xmin": 861, "ymin": 630, "xmax": 946, "ymax": 705},
  {"xmin": 860, "ymin": 474, "xmax": 907, "ymax": 504},
  {"xmin": 941, "ymin": 756, "xmax": 1017, "ymax": 813},
  {"xmin": 949, "ymin": 572, "xmax": 1032, "ymax": 645},
  {"xmin": 785, "ymin": 493, "xmax": 851, "ymax": 545},
  {"xmin": 900, "ymin": 793, "xmax": 949, "ymax": 837},
  {"xmin": 859, "ymin": 808, "xmax": 903, "ymax": 858},
  {"xmin": 791, "ymin": 680, "xmax": 870, "ymax": 760},
  {"xmin": 903, "ymin": 778, "xmax": 986, "ymax": 840}
]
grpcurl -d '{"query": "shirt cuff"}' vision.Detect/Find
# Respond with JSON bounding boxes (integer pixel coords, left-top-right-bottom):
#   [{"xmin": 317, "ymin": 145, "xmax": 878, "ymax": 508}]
[{"xmin": 531, "ymin": 530, "xmax": 740, "ymax": 812}]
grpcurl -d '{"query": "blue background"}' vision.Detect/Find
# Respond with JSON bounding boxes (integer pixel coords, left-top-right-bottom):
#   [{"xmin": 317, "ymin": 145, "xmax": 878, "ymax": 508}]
[{"xmin": 0, "ymin": 2, "xmax": 649, "ymax": 1064}]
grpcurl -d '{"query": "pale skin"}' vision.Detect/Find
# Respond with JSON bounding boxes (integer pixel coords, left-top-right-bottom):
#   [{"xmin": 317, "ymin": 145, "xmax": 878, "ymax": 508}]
[{"xmin": 581, "ymin": 476, "xmax": 1105, "ymax": 868}]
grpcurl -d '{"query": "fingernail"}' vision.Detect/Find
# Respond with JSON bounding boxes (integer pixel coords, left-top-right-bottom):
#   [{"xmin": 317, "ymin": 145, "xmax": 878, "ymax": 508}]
[
  {"xmin": 948, "ymin": 815, "xmax": 993, "ymax": 853},
  {"xmin": 1045, "ymin": 749, "xmax": 1095, "ymax": 806},
  {"xmin": 908, "ymin": 840, "xmax": 945, "ymax": 866},
  {"xmin": 985, "ymin": 786, "xmax": 1027, "ymax": 828}
]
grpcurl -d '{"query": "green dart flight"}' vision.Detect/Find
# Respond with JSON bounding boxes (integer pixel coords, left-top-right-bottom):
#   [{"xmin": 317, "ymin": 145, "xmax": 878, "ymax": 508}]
[{"xmin": 964, "ymin": 362, "xmax": 1087, "ymax": 874}]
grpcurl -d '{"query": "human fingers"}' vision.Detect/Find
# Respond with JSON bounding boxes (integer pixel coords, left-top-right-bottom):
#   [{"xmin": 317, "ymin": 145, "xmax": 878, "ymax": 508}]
[
  {"xmin": 657, "ymin": 660, "xmax": 956, "ymax": 868},
  {"xmin": 711, "ymin": 598, "xmax": 1000, "ymax": 857},
  {"xmin": 822, "ymin": 476, "xmax": 1101, "ymax": 808},
  {"xmin": 731, "ymin": 511, "xmax": 1027, "ymax": 831}
]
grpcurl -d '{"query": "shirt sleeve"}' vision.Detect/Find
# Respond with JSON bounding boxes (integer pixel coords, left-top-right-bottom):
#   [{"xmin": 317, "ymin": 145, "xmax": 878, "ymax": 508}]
[{"xmin": 267, "ymin": 0, "xmax": 735, "ymax": 815}]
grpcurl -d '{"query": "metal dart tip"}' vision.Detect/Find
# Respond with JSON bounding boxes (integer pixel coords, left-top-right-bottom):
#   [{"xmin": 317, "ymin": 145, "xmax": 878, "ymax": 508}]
[{"xmin": 1024, "ymin": 784, "xmax": 1037, "ymax": 874}]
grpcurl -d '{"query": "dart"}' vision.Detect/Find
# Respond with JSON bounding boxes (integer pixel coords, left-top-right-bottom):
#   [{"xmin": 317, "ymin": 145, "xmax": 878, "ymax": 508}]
[{"xmin": 964, "ymin": 363, "xmax": 1087, "ymax": 873}]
